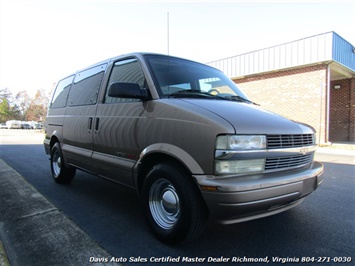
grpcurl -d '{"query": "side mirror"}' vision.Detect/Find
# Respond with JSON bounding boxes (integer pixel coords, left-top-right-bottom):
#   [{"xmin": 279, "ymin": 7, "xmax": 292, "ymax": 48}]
[{"xmin": 108, "ymin": 82, "xmax": 148, "ymax": 100}]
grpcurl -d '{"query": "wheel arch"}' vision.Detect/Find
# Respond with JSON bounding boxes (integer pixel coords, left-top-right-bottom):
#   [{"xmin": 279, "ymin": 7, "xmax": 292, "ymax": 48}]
[
  {"xmin": 50, "ymin": 135, "xmax": 60, "ymax": 149},
  {"xmin": 134, "ymin": 143, "xmax": 204, "ymax": 196}
]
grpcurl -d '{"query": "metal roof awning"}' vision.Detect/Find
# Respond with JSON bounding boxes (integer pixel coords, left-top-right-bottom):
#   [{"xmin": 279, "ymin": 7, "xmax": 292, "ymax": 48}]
[{"xmin": 207, "ymin": 31, "xmax": 355, "ymax": 81}]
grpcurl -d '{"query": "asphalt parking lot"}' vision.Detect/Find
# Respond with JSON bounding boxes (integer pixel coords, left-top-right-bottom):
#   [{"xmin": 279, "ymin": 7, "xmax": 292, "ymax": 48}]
[{"xmin": 0, "ymin": 130, "xmax": 354, "ymax": 265}]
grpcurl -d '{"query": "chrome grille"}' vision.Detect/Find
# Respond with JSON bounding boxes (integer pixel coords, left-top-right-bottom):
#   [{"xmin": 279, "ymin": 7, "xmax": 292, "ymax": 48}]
[
  {"xmin": 267, "ymin": 134, "xmax": 314, "ymax": 149},
  {"xmin": 265, "ymin": 153, "xmax": 314, "ymax": 171}
]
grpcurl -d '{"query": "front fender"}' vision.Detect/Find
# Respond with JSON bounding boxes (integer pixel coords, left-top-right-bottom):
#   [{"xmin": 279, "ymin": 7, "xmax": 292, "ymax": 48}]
[{"xmin": 137, "ymin": 143, "xmax": 204, "ymax": 174}]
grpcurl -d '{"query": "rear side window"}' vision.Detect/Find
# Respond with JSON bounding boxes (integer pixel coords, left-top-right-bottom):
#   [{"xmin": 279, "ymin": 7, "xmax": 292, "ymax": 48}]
[
  {"xmin": 68, "ymin": 64, "xmax": 107, "ymax": 106},
  {"xmin": 50, "ymin": 75, "xmax": 74, "ymax": 108},
  {"xmin": 105, "ymin": 58, "xmax": 145, "ymax": 103}
]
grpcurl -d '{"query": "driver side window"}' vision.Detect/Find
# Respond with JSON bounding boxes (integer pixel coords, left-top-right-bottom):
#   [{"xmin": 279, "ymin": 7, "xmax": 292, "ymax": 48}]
[{"xmin": 105, "ymin": 58, "xmax": 145, "ymax": 103}]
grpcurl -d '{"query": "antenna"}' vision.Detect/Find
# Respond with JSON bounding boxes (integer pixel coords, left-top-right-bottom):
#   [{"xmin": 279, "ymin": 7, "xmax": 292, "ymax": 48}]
[{"xmin": 167, "ymin": 12, "xmax": 170, "ymax": 55}]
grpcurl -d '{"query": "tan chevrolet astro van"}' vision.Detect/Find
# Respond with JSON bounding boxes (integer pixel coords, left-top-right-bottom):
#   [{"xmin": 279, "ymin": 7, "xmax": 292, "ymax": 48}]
[{"xmin": 44, "ymin": 53, "xmax": 324, "ymax": 244}]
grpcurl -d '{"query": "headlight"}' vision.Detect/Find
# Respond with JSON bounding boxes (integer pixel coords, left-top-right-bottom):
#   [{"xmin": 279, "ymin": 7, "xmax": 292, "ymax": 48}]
[
  {"xmin": 216, "ymin": 135, "xmax": 266, "ymax": 150},
  {"xmin": 215, "ymin": 135, "xmax": 266, "ymax": 175}
]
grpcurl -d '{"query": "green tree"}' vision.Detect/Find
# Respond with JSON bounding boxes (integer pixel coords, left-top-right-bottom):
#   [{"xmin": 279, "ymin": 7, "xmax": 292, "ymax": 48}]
[
  {"xmin": 0, "ymin": 88, "xmax": 12, "ymax": 123},
  {"xmin": 0, "ymin": 88, "xmax": 23, "ymax": 122},
  {"xmin": 0, "ymin": 96, "xmax": 11, "ymax": 123}
]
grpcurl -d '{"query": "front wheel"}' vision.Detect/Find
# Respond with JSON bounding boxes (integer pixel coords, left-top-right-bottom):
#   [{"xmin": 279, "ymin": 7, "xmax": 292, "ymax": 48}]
[
  {"xmin": 50, "ymin": 142, "xmax": 76, "ymax": 184},
  {"xmin": 142, "ymin": 163, "xmax": 208, "ymax": 244}
]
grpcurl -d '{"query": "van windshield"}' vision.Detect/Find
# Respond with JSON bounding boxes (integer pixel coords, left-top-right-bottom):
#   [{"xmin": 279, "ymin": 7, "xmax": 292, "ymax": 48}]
[{"xmin": 144, "ymin": 55, "xmax": 250, "ymax": 102}]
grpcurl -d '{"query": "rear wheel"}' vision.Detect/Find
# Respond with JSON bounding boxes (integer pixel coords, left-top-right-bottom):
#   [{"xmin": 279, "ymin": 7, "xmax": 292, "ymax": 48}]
[
  {"xmin": 50, "ymin": 142, "xmax": 76, "ymax": 184},
  {"xmin": 142, "ymin": 163, "xmax": 208, "ymax": 244}
]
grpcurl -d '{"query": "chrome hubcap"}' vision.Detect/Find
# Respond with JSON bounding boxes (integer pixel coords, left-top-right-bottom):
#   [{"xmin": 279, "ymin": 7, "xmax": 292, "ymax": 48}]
[
  {"xmin": 52, "ymin": 150, "xmax": 61, "ymax": 177},
  {"xmin": 149, "ymin": 178, "xmax": 180, "ymax": 229}
]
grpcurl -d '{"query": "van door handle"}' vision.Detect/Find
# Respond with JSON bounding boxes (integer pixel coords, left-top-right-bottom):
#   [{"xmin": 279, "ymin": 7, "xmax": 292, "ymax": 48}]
[
  {"xmin": 95, "ymin": 118, "xmax": 100, "ymax": 131},
  {"xmin": 88, "ymin": 117, "xmax": 93, "ymax": 130}
]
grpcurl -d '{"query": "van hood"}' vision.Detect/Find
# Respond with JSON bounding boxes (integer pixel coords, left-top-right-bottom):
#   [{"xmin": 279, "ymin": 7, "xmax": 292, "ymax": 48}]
[{"xmin": 183, "ymin": 99, "xmax": 314, "ymax": 135}]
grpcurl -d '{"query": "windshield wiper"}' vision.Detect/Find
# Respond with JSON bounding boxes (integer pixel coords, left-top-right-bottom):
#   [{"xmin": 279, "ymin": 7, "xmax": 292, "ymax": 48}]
[
  {"xmin": 168, "ymin": 90, "xmax": 220, "ymax": 99},
  {"xmin": 223, "ymin": 95, "xmax": 259, "ymax": 105},
  {"xmin": 168, "ymin": 90, "xmax": 259, "ymax": 105}
]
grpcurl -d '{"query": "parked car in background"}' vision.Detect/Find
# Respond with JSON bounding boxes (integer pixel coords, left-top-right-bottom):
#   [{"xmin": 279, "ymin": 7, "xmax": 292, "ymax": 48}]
[
  {"xmin": 6, "ymin": 120, "xmax": 21, "ymax": 129},
  {"xmin": 0, "ymin": 123, "xmax": 7, "ymax": 129},
  {"xmin": 33, "ymin": 123, "xmax": 43, "ymax": 129},
  {"xmin": 21, "ymin": 123, "xmax": 32, "ymax": 129}
]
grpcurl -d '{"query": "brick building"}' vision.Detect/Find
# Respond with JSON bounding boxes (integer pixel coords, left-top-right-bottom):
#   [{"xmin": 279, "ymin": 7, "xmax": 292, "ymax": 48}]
[{"xmin": 207, "ymin": 32, "xmax": 355, "ymax": 144}]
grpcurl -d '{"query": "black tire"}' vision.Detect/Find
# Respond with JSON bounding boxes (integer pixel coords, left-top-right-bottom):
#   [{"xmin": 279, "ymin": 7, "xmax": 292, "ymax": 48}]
[
  {"xmin": 142, "ymin": 163, "xmax": 208, "ymax": 244},
  {"xmin": 50, "ymin": 142, "xmax": 76, "ymax": 184}
]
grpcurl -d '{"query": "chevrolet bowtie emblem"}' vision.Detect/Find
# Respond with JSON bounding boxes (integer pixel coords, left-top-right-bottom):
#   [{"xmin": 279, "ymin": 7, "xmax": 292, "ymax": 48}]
[{"xmin": 299, "ymin": 147, "xmax": 308, "ymax": 155}]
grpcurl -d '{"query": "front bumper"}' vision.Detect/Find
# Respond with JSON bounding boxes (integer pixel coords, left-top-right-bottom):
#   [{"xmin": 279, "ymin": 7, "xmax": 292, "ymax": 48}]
[{"xmin": 193, "ymin": 161, "xmax": 324, "ymax": 224}]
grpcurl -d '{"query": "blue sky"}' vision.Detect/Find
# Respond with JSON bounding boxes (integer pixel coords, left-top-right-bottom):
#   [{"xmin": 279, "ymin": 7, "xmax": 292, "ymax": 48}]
[{"xmin": 0, "ymin": 0, "xmax": 354, "ymax": 96}]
